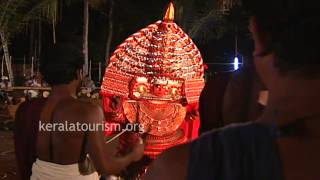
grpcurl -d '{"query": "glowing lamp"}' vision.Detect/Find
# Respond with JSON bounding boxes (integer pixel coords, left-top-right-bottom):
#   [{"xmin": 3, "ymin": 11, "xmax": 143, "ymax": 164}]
[{"xmin": 234, "ymin": 57, "xmax": 240, "ymax": 70}]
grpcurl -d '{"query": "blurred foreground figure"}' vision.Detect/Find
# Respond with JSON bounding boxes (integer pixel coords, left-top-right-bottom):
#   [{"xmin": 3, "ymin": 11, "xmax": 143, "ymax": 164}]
[
  {"xmin": 100, "ymin": 2, "xmax": 204, "ymax": 179},
  {"xmin": 144, "ymin": 0, "xmax": 320, "ymax": 179},
  {"xmin": 199, "ymin": 60, "xmax": 267, "ymax": 134},
  {"xmin": 198, "ymin": 72, "xmax": 231, "ymax": 133},
  {"xmin": 14, "ymin": 43, "xmax": 144, "ymax": 180}
]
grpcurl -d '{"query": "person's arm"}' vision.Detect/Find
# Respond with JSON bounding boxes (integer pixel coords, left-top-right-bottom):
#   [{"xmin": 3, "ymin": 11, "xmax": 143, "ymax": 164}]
[
  {"xmin": 85, "ymin": 104, "xmax": 144, "ymax": 176},
  {"xmin": 14, "ymin": 101, "xmax": 29, "ymax": 179},
  {"xmin": 14, "ymin": 100, "xmax": 43, "ymax": 180},
  {"xmin": 143, "ymin": 143, "xmax": 190, "ymax": 180}
]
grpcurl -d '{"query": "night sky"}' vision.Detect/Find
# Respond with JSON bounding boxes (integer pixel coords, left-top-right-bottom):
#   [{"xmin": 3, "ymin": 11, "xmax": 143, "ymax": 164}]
[{"xmin": 10, "ymin": 0, "xmax": 253, "ymax": 74}]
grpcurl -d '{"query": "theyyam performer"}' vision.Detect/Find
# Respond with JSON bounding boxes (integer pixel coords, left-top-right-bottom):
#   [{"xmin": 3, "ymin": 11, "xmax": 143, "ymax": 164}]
[{"xmin": 100, "ymin": 2, "xmax": 205, "ymax": 179}]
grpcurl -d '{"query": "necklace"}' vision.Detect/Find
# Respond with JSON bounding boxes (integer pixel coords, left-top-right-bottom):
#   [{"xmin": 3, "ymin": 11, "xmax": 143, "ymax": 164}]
[{"xmin": 122, "ymin": 100, "xmax": 186, "ymax": 136}]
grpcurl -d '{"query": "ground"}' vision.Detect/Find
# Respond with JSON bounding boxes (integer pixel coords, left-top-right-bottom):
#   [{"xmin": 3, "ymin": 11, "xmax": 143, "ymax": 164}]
[
  {"xmin": 0, "ymin": 105, "xmax": 19, "ymax": 180},
  {"xmin": 0, "ymin": 131, "xmax": 18, "ymax": 180}
]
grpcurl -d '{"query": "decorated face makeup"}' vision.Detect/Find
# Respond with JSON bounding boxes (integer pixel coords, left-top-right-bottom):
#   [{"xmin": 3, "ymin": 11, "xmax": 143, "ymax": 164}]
[{"xmin": 130, "ymin": 76, "xmax": 184, "ymax": 102}]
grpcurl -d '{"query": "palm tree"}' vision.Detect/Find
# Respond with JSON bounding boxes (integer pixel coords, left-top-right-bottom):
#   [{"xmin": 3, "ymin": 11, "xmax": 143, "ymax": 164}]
[
  {"xmin": 173, "ymin": 0, "xmax": 196, "ymax": 31},
  {"xmin": 82, "ymin": 0, "xmax": 106, "ymax": 76},
  {"xmin": 1, "ymin": 1, "xmax": 13, "ymax": 82},
  {"xmin": 82, "ymin": 0, "xmax": 89, "ymax": 76},
  {"xmin": 0, "ymin": 0, "xmax": 61, "ymax": 84},
  {"xmin": 181, "ymin": 0, "xmax": 245, "ymax": 45},
  {"xmin": 0, "ymin": 0, "xmax": 29, "ymax": 83},
  {"xmin": 105, "ymin": 0, "xmax": 114, "ymax": 64},
  {"xmin": 89, "ymin": 0, "xmax": 114, "ymax": 65},
  {"xmin": 0, "ymin": 31, "xmax": 13, "ymax": 83}
]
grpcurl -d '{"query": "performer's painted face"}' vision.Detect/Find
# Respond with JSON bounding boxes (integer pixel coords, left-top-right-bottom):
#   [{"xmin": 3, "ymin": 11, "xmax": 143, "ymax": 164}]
[
  {"xmin": 153, "ymin": 84, "xmax": 168, "ymax": 96},
  {"xmin": 130, "ymin": 76, "xmax": 184, "ymax": 102}
]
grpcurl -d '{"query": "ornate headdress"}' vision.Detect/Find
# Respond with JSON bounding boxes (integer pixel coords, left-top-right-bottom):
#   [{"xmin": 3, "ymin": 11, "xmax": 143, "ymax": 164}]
[{"xmin": 101, "ymin": 2, "xmax": 204, "ymax": 104}]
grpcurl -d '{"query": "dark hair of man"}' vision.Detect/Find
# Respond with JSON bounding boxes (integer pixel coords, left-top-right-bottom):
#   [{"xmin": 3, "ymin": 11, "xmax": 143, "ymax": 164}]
[
  {"xmin": 242, "ymin": 0, "xmax": 320, "ymax": 77},
  {"xmin": 40, "ymin": 43, "xmax": 84, "ymax": 86}
]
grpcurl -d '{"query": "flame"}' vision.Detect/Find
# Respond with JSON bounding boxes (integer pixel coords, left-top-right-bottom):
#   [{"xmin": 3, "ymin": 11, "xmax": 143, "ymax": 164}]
[{"xmin": 163, "ymin": 2, "xmax": 175, "ymax": 21}]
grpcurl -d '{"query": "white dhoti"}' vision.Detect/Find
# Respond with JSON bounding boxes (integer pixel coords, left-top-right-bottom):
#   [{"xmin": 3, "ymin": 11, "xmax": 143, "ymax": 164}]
[{"xmin": 30, "ymin": 159, "xmax": 99, "ymax": 180}]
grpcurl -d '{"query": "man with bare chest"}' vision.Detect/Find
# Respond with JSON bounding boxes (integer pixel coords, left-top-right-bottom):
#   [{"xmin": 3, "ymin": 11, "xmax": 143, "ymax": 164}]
[{"xmin": 15, "ymin": 43, "xmax": 144, "ymax": 180}]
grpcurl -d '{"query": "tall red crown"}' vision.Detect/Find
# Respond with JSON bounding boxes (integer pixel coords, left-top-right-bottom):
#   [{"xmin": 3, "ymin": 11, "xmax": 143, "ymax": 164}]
[{"xmin": 101, "ymin": 2, "xmax": 204, "ymax": 104}]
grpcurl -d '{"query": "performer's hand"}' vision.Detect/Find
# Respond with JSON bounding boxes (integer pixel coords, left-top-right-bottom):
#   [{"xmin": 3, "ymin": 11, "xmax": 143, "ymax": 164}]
[
  {"xmin": 186, "ymin": 103, "xmax": 199, "ymax": 121},
  {"xmin": 110, "ymin": 96, "xmax": 122, "ymax": 110},
  {"xmin": 104, "ymin": 135, "xmax": 120, "ymax": 156},
  {"xmin": 131, "ymin": 137, "xmax": 144, "ymax": 162}
]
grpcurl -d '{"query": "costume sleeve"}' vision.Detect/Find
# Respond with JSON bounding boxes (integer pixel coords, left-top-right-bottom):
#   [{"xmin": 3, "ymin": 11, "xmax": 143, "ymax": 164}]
[{"xmin": 180, "ymin": 102, "xmax": 200, "ymax": 140}]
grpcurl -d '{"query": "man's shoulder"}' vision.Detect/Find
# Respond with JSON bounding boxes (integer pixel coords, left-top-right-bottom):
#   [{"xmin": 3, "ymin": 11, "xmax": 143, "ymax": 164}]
[
  {"xmin": 56, "ymin": 98, "xmax": 100, "ymax": 110},
  {"xmin": 218, "ymin": 122, "xmax": 271, "ymax": 137},
  {"xmin": 57, "ymin": 98, "xmax": 104, "ymax": 122},
  {"xmin": 192, "ymin": 122, "xmax": 273, "ymax": 152},
  {"xmin": 199, "ymin": 122, "xmax": 268, "ymax": 138},
  {"xmin": 76, "ymin": 99, "xmax": 103, "ymax": 114},
  {"xmin": 144, "ymin": 143, "xmax": 190, "ymax": 180}
]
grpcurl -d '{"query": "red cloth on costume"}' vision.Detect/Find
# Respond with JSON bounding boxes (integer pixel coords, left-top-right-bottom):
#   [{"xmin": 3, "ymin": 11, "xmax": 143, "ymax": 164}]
[{"xmin": 181, "ymin": 119, "xmax": 200, "ymax": 140}]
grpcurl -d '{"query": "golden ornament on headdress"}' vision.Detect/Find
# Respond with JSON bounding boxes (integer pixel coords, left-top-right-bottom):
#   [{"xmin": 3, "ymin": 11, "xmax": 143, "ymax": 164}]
[{"xmin": 163, "ymin": 2, "xmax": 175, "ymax": 21}]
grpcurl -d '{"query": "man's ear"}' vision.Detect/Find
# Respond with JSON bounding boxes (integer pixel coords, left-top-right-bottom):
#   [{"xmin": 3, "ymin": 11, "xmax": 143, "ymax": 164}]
[
  {"xmin": 248, "ymin": 16, "xmax": 258, "ymax": 34},
  {"xmin": 249, "ymin": 17, "xmax": 271, "ymax": 56}
]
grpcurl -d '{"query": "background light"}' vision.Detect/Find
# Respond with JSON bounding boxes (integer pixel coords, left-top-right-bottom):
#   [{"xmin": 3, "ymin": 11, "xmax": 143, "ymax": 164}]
[{"xmin": 233, "ymin": 57, "xmax": 239, "ymax": 70}]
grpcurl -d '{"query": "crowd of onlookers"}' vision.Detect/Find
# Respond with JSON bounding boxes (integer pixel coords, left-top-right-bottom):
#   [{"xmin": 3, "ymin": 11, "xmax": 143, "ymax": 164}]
[{"xmin": 0, "ymin": 74, "xmax": 101, "ymax": 124}]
